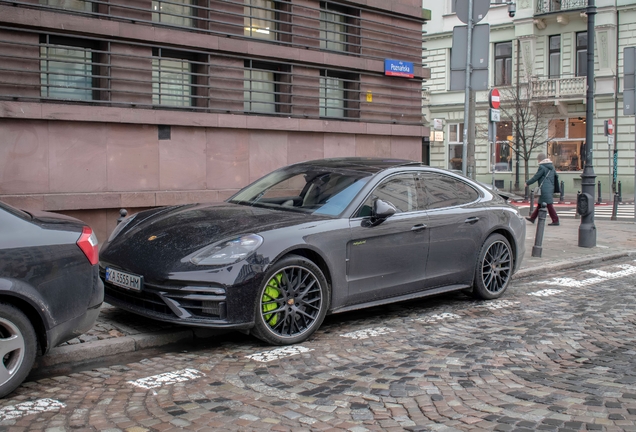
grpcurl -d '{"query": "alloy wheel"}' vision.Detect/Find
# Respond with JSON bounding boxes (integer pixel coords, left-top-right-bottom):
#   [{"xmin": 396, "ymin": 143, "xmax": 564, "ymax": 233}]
[
  {"xmin": 481, "ymin": 240, "xmax": 512, "ymax": 294},
  {"xmin": 0, "ymin": 317, "xmax": 26, "ymax": 388},
  {"xmin": 260, "ymin": 265, "xmax": 323, "ymax": 339}
]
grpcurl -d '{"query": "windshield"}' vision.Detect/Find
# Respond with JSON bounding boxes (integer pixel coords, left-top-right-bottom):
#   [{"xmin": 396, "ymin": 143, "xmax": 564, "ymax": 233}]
[{"xmin": 228, "ymin": 165, "xmax": 372, "ymax": 216}]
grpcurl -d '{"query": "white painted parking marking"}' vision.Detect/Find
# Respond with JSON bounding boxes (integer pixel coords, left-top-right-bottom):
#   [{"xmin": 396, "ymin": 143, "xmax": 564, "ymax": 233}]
[
  {"xmin": 0, "ymin": 399, "xmax": 65, "ymax": 421},
  {"xmin": 416, "ymin": 312, "xmax": 461, "ymax": 323},
  {"xmin": 340, "ymin": 327, "xmax": 396, "ymax": 340},
  {"xmin": 476, "ymin": 300, "xmax": 520, "ymax": 310},
  {"xmin": 528, "ymin": 289, "xmax": 563, "ymax": 297},
  {"xmin": 537, "ymin": 263, "xmax": 636, "ymax": 288},
  {"xmin": 246, "ymin": 346, "xmax": 313, "ymax": 363},
  {"xmin": 128, "ymin": 368, "xmax": 205, "ymax": 389}
]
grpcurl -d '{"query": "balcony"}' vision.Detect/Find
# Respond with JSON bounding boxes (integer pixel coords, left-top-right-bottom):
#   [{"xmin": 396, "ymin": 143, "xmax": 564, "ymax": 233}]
[
  {"xmin": 531, "ymin": 76, "xmax": 586, "ymax": 99},
  {"xmin": 536, "ymin": 0, "xmax": 587, "ymax": 14}
]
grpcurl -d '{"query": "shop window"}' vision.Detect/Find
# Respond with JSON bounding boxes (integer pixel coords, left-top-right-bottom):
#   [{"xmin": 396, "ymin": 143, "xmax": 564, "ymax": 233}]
[
  {"xmin": 319, "ymin": 70, "xmax": 359, "ymax": 118},
  {"xmin": 244, "ymin": 60, "xmax": 291, "ymax": 114},
  {"xmin": 547, "ymin": 117, "xmax": 586, "ymax": 171},
  {"xmin": 152, "ymin": 0, "xmax": 194, "ymax": 27},
  {"xmin": 320, "ymin": 2, "xmax": 360, "ymax": 53},
  {"xmin": 39, "ymin": 0, "xmax": 93, "ymax": 12},
  {"xmin": 448, "ymin": 123, "xmax": 464, "ymax": 171},
  {"xmin": 492, "ymin": 122, "xmax": 513, "ymax": 172},
  {"xmin": 494, "ymin": 41, "xmax": 512, "ymax": 86},
  {"xmin": 40, "ymin": 35, "xmax": 98, "ymax": 101},
  {"xmin": 152, "ymin": 48, "xmax": 201, "ymax": 107}
]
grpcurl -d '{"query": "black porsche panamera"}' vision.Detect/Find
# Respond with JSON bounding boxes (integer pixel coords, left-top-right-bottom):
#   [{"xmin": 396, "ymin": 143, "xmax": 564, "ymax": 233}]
[{"xmin": 99, "ymin": 158, "xmax": 526, "ymax": 345}]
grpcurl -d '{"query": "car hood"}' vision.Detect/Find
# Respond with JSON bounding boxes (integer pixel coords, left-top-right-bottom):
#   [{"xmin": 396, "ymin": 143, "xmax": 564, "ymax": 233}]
[{"xmin": 100, "ymin": 203, "xmax": 331, "ymax": 276}]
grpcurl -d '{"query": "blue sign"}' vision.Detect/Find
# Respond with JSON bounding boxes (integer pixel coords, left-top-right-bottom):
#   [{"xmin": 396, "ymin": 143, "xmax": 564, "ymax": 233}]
[{"xmin": 384, "ymin": 59, "xmax": 414, "ymax": 78}]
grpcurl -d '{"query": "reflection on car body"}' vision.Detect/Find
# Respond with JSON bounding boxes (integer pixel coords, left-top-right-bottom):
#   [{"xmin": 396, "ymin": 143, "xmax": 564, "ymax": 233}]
[{"xmin": 99, "ymin": 158, "xmax": 526, "ymax": 346}]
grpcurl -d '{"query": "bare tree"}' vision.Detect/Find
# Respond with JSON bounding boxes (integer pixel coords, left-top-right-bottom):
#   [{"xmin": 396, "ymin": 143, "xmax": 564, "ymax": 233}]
[{"xmin": 496, "ymin": 83, "xmax": 557, "ymax": 184}]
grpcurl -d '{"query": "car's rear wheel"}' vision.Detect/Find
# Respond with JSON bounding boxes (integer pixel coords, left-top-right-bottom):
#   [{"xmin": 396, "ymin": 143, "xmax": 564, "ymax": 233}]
[
  {"xmin": 252, "ymin": 255, "xmax": 330, "ymax": 345},
  {"xmin": 0, "ymin": 303, "xmax": 37, "ymax": 398},
  {"xmin": 472, "ymin": 234, "xmax": 513, "ymax": 300}
]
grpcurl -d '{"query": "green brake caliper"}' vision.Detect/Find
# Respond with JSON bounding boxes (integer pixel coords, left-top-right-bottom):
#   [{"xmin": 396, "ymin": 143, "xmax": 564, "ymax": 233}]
[{"xmin": 262, "ymin": 273, "xmax": 283, "ymax": 327}]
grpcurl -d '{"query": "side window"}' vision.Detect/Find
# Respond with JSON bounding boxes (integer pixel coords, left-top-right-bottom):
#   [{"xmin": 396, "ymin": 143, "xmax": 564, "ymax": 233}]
[
  {"xmin": 357, "ymin": 174, "xmax": 419, "ymax": 217},
  {"xmin": 421, "ymin": 173, "xmax": 479, "ymax": 209}
]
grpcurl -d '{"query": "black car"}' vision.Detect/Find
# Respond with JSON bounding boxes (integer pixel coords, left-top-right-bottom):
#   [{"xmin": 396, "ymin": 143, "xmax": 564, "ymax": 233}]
[
  {"xmin": 0, "ymin": 202, "xmax": 103, "ymax": 398},
  {"xmin": 100, "ymin": 158, "xmax": 526, "ymax": 346}
]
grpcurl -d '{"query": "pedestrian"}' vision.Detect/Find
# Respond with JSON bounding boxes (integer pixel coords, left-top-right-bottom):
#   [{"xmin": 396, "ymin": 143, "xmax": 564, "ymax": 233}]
[{"xmin": 525, "ymin": 153, "xmax": 559, "ymax": 226}]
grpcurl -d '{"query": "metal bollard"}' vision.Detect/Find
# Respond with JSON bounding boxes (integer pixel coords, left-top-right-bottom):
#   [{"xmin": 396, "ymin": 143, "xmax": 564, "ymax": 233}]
[
  {"xmin": 509, "ymin": 180, "xmax": 513, "ymax": 193},
  {"xmin": 575, "ymin": 191, "xmax": 581, "ymax": 219},
  {"xmin": 532, "ymin": 203, "xmax": 548, "ymax": 257},
  {"xmin": 117, "ymin": 208, "xmax": 128, "ymax": 225},
  {"xmin": 524, "ymin": 185, "xmax": 529, "ymax": 200},
  {"xmin": 611, "ymin": 192, "xmax": 619, "ymax": 221},
  {"xmin": 618, "ymin": 181, "xmax": 622, "ymax": 203},
  {"xmin": 529, "ymin": 191, "xmax": 534, "ymax": 215},
  {"xmin": 559, "ymin": 180, "xmax": 565, "ymax": 203},
  {"xmin": 597, "ymin": 181, "xmax": 602, "ymax": 204}
]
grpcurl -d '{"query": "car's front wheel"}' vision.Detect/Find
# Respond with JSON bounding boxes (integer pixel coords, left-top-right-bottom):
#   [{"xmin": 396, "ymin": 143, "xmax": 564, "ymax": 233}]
[
  {"xmin": 472, "ymin": 234, "xmax": 513, "ymax": 300},
  {"xmin": 252, "ymin": 255, "xmax": 330, "ymax": 345},
  {"xmin": 0, "ymin": 302, "xmax": 37, "ymax": 398}
]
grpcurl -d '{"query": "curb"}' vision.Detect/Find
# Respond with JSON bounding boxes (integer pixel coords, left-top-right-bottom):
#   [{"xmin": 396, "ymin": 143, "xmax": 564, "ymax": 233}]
[{"xmin": 32, "ymin": 251, "xmax": 636, "ymax": 370}]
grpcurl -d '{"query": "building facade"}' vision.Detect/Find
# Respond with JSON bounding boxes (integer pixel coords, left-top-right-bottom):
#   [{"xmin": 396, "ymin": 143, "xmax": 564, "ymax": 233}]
[
  {"xmin": 423, "ymin": 0, "xmax": 636, "ymax": 197},
  {"xmin": 0, "ymin": 0, "xmax": 429, "ymax": 242}
]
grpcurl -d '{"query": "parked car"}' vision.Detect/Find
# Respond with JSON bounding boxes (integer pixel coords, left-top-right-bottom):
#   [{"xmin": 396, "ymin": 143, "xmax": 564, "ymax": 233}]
[
  {"xmin": 100, "ymin": 158, "xmax": 526, "ymax": 346},
  {"xmin": 0, "ymin": 202, "xmax": 103, "ymax": 398}
]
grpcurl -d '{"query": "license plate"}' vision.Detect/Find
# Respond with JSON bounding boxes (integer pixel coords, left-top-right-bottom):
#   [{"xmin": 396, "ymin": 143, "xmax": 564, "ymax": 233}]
[{"xmin": 105, "ymin": 267, "xmax": 143, "ymax": 291}]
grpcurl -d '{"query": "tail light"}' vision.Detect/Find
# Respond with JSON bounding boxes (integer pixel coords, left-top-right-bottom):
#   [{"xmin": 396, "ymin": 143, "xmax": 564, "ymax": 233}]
[{"xmin": 77, "ymin": 226, "xmax": 99, "ymax": 265}]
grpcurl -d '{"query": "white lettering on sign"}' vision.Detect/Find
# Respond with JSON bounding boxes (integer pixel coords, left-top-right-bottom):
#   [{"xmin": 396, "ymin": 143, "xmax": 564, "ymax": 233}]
[
  {"xmin": 0, "ymin": 399, "xmax": 66, "ymax": 421},
  {"xmin": 340, "ymin": 327, "xmax": 396, "ymax": 340},
  {"xmin": 128, "ymin": 368, "xmax": 205, "ymax": 389},
  {"xmin": 529, "ymin": 289, "xmax": 563, "ymax": 297},
  {"xmin": 246, "ymin": 346, "xmax": 313, "ymax": 363},
  {"xmin": 536, "ymin": 263, "xmax": 636, "ymax": 288},
  {"xmin": 416, "ymin": 312, "xmax": 461, "ymax": 323}
]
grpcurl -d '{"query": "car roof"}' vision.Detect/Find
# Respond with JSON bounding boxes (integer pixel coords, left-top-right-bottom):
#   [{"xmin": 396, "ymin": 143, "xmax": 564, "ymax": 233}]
[{"xmin": 292, "ymin": 157, "xmax": 425, "ymax": 174}]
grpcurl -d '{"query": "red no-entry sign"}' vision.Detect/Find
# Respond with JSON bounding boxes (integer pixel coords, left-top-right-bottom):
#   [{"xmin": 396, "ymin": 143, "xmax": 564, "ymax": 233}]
[{"xmin": 489, "ymin": 88, "xmax": 500, "ymax": 109}]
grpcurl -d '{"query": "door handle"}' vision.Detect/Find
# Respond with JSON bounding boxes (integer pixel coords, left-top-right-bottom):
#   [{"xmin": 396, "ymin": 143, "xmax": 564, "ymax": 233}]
[
  {"xmin": 464, "ymin": 217, "xmax": 480, "ymax": 224},
  {"xmin": 411, "ymin": 224, "xmax": 427, "ymax": 231}
]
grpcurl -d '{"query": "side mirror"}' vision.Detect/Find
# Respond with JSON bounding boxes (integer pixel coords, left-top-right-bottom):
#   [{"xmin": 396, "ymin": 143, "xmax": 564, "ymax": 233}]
[{"xmin": 373, "ymin": 199, "xmax": 397, "ymax": 220}]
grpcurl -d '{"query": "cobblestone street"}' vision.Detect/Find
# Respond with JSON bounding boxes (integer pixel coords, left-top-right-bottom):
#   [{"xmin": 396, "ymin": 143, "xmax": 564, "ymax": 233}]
[{"xmin": 3, "ymin": 257, "xmax": 636, "ymax": 432}]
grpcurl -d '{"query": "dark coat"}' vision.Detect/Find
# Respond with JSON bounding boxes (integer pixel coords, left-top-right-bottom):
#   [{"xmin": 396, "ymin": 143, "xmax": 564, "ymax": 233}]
[{"xmin": 527, "ymin": 160, "xmax": 556, "ymax": 204}]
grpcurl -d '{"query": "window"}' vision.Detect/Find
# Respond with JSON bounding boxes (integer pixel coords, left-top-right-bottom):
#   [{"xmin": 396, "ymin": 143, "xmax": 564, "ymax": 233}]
[
  {"xmin": 494, "ymin": 42, "xmax": 512, "ymax": 86},
  {"xmin": 547, "ymin": 117, "xmax": 586, "ymax": 171},
  {"xmin": 358, "ymin": 174, "xmax": 420, "ymax": 216},
  {"xmin": 421, "ymin": 173, "xmax": 479, "ymax": 209},
  {"xmin": 549, "ymin": 35, "xmax": 561, "ymax": 79},
  {"xmin": 152, "ymin": 49, "xmax": 198, "ymax": 107},
  {"xmin": 320, "ymin": 2, "xmax": 360, "ymax": 53},
  {"xmin": 576, "ymin": 31, "xmax": 587, "ymax": 77},
  {"xmin": 244, "ymin": 0, "xmax": 276, "ymax": 40},
  {"xmin": 152, "ymin": 0, "xmax": 194, "ymax": 27},
  {"xmin": 492, "ymin": 122, "xmax": 513, "ymax": 172},
  {"xmin": 244, "ymin": 61, "xmax": 290, "ymax": 114},
  {"xmin": 319, "ymin": 70, "xmax": 359, "ymax": 118},
  {"xmin": 40, "ymin": 35, "xmax": 96, "ymax": 100},
  {"xmin": 448, "ymin": 123, "xmax": 464, "ymax": 171},
  {"xmin": 39, "ymin": 0, "xmax": 93, "ymax": 12}
]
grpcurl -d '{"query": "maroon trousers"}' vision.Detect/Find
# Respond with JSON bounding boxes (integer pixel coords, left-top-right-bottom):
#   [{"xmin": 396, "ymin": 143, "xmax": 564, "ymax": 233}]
[{"xmin": 529, "ymin": 203, "xmax": 559, "ymax": 223}]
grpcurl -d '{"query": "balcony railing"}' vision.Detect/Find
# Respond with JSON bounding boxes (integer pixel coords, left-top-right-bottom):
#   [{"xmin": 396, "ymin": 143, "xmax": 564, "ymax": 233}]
[
  {"xmin": 536, "ymin": 0, "xmax": 587, "ymax": 14},
  {"xmin": 530, "ymin": 75, "xmax": 586, "ymax": 99}
]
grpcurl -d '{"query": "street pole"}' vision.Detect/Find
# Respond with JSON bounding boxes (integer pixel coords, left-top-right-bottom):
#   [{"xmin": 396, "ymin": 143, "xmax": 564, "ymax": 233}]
[
  {"xmin": 461, "ymin": 0, "xmax": 474, "ymax": 177},
  {"xmin": 579, "ymin": 0, "xmax": 597, "ymax": 247},
  {"xmin": 515, "ymin": 38, "xmax": 521, "ymax": 190}
]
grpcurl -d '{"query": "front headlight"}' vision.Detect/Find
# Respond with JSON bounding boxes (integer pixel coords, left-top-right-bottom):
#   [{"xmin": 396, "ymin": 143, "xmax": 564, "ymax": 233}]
[
  {"xmin": 108, "ymin": 213, "xmax": 138, "ymax": 242},
  {"xmin": 190, "ymin": 234, "xmax": 263, "ymax": 266}
]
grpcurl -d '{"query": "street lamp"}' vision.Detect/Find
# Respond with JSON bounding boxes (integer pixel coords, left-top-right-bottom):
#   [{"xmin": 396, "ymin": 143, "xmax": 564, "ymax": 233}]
[{"xmin": 579, "ymin": 0, "xmax": 596, "ymax": 247}]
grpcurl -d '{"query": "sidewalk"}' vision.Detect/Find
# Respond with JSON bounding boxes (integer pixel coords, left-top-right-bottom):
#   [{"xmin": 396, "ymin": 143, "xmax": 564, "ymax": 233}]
[{"xmin": 33, "ymin": 216, "xmax": 636, "ymax": 371}]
